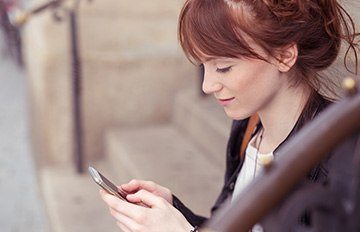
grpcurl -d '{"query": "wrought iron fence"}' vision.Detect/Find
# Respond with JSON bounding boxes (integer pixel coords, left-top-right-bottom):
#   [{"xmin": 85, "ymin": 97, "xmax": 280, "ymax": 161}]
[{"xmin": 15, "ymin": 0, "xmax": 92, "ymax": 173}]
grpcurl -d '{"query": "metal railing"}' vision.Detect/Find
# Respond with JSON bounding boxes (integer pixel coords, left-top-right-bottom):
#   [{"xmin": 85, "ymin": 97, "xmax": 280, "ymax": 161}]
[
  {"xmin": 0, "ymin": 0, "xmax": 23, "ymax": 66},
  {"xmin": 203, "ymin": 79, "xmax": 360, "ymax": 232},
  {"xmin": 15, "ymin": 0, "xmax": 92, "ymax": 173}
]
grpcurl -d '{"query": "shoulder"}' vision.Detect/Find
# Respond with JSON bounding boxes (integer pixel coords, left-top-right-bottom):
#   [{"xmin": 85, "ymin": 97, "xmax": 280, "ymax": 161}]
[
  {"xmin": 306, "ymin": 90, "xmax": 358, "ymax": 184},
  {"xmin": 277, "ymin": 92, "xmax": 334, "ymax": 179}
]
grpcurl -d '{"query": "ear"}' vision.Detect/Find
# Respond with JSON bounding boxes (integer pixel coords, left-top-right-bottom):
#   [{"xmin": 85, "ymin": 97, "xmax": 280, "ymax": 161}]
[{"xmin": 276, "ymin": 43, "xmax": 298, "ymax": 73}]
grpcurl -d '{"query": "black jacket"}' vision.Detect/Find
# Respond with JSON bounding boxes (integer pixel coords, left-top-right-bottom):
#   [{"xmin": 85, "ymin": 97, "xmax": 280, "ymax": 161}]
[{"xmin": 173, "ymin": 92, "xmax": 332, "ymax": 227}]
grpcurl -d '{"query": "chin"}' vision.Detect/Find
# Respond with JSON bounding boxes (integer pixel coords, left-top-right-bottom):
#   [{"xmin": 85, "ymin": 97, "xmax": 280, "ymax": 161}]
[{"xmin": 224, "ymin": 109, "xmax": 252, "ymax": 120}]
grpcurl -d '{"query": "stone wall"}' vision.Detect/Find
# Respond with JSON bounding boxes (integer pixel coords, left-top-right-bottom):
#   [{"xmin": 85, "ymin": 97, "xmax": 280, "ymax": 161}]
[{"xmin": 24, "ymin": 0, "xmax": 196, "ymax": 166}]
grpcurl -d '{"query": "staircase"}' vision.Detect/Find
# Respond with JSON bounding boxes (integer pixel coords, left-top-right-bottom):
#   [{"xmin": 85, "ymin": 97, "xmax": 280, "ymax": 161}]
[
  {"xmin": 31, "ymin": 1, "xmax": 233, "ymax": 231},
  {"xmin": 79, "ymin": 0, "xmax": 197, "ymax": 160},
  {"xmin": 105, "ymin": 88, "xmax": 232, "ymax": 216},
  {"xmin": 80, "ymin": 0, "xmax": 233, "ymax": 215}
]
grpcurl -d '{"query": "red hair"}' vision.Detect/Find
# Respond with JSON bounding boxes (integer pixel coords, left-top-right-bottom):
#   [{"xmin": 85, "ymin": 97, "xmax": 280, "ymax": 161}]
[{"xmin": 178, "ymin": 0, "xmax": 359, "ymax": 92}]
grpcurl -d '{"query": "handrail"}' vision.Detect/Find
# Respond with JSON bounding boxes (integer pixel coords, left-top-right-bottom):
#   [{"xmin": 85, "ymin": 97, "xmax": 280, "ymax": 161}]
[
  {"xmin": 12, "ymin": 0, "xmax": 62, "ymax": 26},
  {"xmin": 15, "ymin": 0, "xmax": 92, "ymax": 173},
  {"xmin": 203, "ymin": 80, "xmax": 360, "ymax": 232}
]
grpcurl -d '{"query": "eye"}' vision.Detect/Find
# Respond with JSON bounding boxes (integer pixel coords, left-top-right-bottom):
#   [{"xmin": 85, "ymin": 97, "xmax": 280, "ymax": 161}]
[{"xmin": 216, "ymin": 66, "xmax": 232, "ymax": 73}]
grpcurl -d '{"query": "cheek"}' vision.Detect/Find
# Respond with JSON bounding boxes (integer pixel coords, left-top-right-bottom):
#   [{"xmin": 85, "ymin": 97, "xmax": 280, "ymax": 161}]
[
  {"xmin": 224, "ymin": 64, "xmax": 281, "ymax": 118},
  {"xmin": 232, "ymin": 64, "xmax": 278, "ymax": 96}
]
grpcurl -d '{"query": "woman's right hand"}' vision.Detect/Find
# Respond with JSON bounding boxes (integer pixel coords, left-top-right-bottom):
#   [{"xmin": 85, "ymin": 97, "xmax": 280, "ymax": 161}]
[{"xmin": 120, "ymin": 179, "xmax": 173, "ymax": 205}]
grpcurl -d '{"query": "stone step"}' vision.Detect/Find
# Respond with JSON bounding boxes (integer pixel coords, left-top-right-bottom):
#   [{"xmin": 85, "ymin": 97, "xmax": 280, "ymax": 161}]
[
  {"xmin": 105, "ymin": 124, "xmax": 224, "ymax": 216},
  {"xmin": 173, "ymin": 88, "xmax": 232, "ymax": 168},
  {"xmin": 81, "ymin": 51, "xmax": 196, "ymax": 160},
  {"xmin": 40, "ymin": 161, "xmax": 124, "ymax": 232}
]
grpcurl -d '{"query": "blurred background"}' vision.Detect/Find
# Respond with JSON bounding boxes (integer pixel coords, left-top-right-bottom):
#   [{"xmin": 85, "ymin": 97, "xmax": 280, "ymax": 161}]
[
  {"xmin": 0, "ymin": 0, "xmax": 359, "ymax": 231},
  {"xmin": 0, "ymin": 0, "xmax": 231, "ymax": 231}
]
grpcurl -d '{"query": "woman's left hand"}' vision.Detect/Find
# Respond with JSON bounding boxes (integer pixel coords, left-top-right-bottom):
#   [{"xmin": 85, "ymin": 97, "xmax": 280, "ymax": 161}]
[{"xmin": 100, "ymin": 189, "xmax": 194, "ymax": 232}]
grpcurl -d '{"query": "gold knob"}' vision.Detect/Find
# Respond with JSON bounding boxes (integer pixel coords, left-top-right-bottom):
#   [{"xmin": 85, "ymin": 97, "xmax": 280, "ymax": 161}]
[
  {"xmin": 342, "ymin": 77, "xmax": 358, "ymax": 96},
  {"xmin": 259, "ymin": 154, "xmax": 274, "ymax": 171},
  {"xmin": 14, "ymin": 11, "xmax": 30, "ymax": 27}
]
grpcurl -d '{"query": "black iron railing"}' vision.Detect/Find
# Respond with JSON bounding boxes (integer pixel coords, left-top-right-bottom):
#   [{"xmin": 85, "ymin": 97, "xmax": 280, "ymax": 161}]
[
  {"xmin": 15, "ymin": 0, "xmax": 92, "ymax": 173},
  {"xmin": 0, "ymin": 0, "xmax": 23, "ymax": 66}
]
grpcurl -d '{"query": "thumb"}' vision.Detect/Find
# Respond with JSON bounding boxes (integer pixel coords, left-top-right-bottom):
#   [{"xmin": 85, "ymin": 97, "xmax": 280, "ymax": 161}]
[
  {"xmin": 120, "ymin": 179, "xmax": 142, "ymax": 193},
  {"xmin": 133, "ymin": 189, "xmax": 165, "ymax": 208},
  {"xmin": 126, "ymin": 194, "xmax": 142, "ymax": 204}
]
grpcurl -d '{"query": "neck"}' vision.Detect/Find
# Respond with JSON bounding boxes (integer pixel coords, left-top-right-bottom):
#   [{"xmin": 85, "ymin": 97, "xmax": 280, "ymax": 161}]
[{"xmin": 257, "ymin": 83, "xmax": 311, "ymax": 154}]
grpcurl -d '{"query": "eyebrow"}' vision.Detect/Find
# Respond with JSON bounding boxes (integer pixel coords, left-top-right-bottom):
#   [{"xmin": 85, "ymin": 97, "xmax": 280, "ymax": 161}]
[
  {"xmin": 213, "ymin": 57, "xmax": 236, "ymax": 63},
  {"xmin": 197, "ymin": 54, "xmax": 237, "ymax": 64}
]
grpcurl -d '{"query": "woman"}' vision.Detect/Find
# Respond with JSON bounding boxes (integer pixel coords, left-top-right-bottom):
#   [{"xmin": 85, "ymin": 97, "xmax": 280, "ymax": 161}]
[{"xmin": 100, "ymin": 0, "xmax": 358, "ymax": 231}]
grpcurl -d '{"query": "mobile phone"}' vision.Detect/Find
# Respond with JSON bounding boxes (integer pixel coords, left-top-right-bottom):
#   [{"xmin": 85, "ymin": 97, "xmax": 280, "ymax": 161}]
[{"xmin": 88, "ymin": 166, "xmax": 128, "ymax": 201}]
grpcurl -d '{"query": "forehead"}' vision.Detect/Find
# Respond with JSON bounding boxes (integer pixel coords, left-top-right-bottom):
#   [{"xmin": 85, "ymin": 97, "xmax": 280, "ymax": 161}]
[
  {"xmin": 200, "ymin": 56, "xmax": 238, "ymax": 65},
  {"xmin": 193, "ymin": 35, "xmax": 267, "ymax": 64},
  {"xmin": 179, "ymin": 0, "xmax": 265, "ymax": 65}
]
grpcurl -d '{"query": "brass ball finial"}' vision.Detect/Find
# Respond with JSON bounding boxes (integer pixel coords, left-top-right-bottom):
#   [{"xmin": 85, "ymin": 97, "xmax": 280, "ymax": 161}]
[
  {"xmin": 258, "ymin": 155, "xmax": 274, "ymax": 169},
  {"xmin": 342, "ymin": 77, "xmax": 358, "ymax": 96},
  {"xmin": 14, "ymin": 12, "xmax": 30, "ymax": 27}
]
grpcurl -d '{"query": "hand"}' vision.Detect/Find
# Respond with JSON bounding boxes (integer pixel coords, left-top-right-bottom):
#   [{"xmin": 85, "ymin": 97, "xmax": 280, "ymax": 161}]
[
  {"xmin": 120, "ymin": 179, "xmax": 173, "ymax": 204},
  {"xmin": 100, "ymin": 189, "xmax": 193, "ymax": 232}
]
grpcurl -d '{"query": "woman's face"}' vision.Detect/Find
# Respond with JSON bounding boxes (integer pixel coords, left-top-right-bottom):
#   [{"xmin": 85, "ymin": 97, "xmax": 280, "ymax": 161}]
[{"xmin": 202, "ymin": 55, "xmax": 287, "ymax": 120}]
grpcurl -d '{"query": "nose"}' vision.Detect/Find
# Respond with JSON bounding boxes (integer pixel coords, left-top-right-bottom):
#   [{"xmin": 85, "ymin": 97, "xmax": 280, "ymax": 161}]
[{"xmin": 202, "ymin": 68, "xmax": 222, "ymax": 94}]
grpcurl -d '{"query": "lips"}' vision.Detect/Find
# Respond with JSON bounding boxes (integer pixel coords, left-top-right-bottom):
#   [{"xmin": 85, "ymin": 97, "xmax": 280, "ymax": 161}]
[
  {"xmin": 218, "ymin": 97, "xmax": 235, "ymax": 101},
  {"xmin": 217, "ymin": 97, "xmax": 235, "ymax": 106}
]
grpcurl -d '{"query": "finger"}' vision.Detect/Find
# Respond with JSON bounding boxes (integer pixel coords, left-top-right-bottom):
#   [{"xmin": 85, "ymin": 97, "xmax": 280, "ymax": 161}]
[
  {"xmin": 125, "ymin": 194, "xmax": 150, "ymax": 208},
  {"xmin": 133, "ymin": 189, "xmax": 166, "ymax": 208},
  {"xmin": 116, "ymin": 185, "xmax": 128, "ymax": 197},
  {"xmin": 100, "ymin": 189, "xmax": 116, "ymax": 199},
  {"xmin": 121, "ymin": 179, "xmax": 156, "ymax": 193},
  {"xmin": 99, "ymin": 189, "xmax": 107, "ymax": 198},
  {"xmin": 110, "ymin": 208, "xmax": 140, "ymax": 232},
  {"xmin": 120, "ymin": 179, "xmax": 140, "ymax": 192},
  {"xmin": 126, "ymin": 193, "xmax": 142, "ymax": 203},
  {"xmin": 101, "ymin": 190, "xmax": 146, "ymax": 219},
  {"xmin": 116, "ymin": 221, "xmax": 131, "ymax": 232},
  {"xmin": 102, "ymin": 188, "xmax": 146, "ymax": 207}
]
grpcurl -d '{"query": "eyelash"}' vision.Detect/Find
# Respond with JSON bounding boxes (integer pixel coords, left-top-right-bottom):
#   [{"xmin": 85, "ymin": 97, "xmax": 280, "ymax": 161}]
[{"xmin": 216, "ymin": 66, "xmax": 232, "ymax": 73}]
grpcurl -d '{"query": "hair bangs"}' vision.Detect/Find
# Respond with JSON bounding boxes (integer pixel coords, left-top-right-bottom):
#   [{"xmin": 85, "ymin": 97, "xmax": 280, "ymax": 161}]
[{"xmin": 178, "ymin": 0, "xmax": 259, "ymax": 65}]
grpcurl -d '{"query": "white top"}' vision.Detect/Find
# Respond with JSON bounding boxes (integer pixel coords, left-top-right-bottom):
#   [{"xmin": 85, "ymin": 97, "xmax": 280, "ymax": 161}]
[
  {"xmin": 231, "ymin": 137, "xmax": 274, "ymax": 232},
  {"xmin": 232, "ymin": 140, "xmax": 274, "ymax": 201}
]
